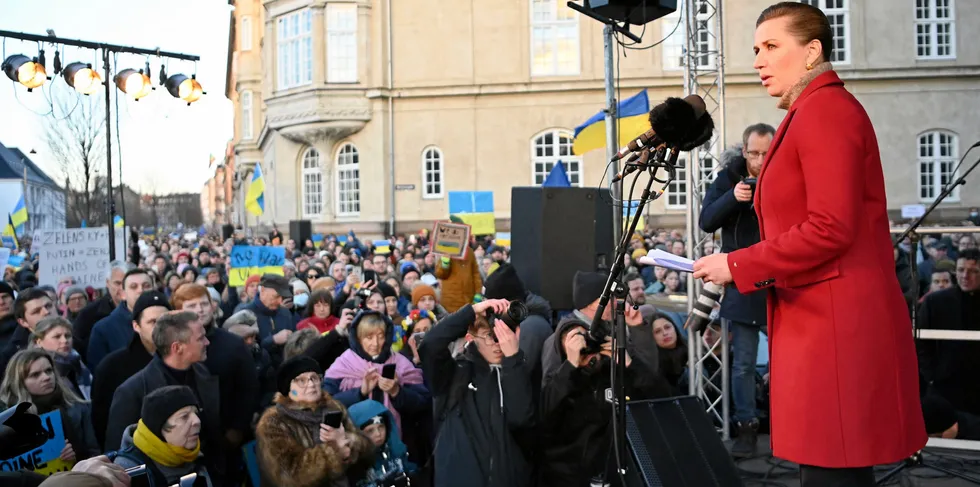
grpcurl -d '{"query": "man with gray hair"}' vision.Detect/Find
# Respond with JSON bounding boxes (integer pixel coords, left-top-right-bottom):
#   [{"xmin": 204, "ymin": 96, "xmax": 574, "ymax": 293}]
[{"xmin": 73, "ymin": 260, "xmax": 132, "ymax": 363}]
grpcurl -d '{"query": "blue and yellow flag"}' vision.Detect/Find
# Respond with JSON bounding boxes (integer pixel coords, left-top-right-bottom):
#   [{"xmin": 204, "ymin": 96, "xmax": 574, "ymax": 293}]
[
  {"xmin": 11, "ymin": 195, "xmax": 27, "ymax": 233},
  {"xmin": 572, "ymin": 89, "xmax": 651, "ymax": 156},
  {"xmin": 245, "ymin": 164, "xmax": 266, "ymax": 216},
  {"xmin": 113, "ymin": 215, "xmax": 125, "ymax": 228},
  {"xmin": 448, "ymin": 191, "xmax": 495, "ymax": 235},
  {"xmin": 2, "ymin": 214, "xmax": 19, "ymax": 250},
  {"xmin": 373, "ymin": 240, "xmax": 391, "ymax": 255}
]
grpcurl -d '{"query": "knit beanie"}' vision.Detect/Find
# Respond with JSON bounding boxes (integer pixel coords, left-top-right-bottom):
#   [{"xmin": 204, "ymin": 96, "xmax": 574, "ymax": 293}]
[
  {"xmin": 573, "ymin": 270, "xmax": 608, "ymax": 311},
  {"xmin": 411, "ymin": 284, "xmax": 437, "ymax": 307},
  {"xmin": 141, "ymin": 385, "xmax": 200, "ymax": 439},
  {"xmin": 63, "ymin": 285, "xmax": 87, "ymax": 301},
  {"xmin": 376, "ymin": 282, "xmax": 398, "ymax": 300},
  {"xmin": 277, "ymin": 356, "xmax": 323, "ymax": 397},
  {"xmin": 400, "ymin": 262, "xmax": 421, "ymax": 280},
  {"xmin": 483, "ymin": 264, "xmax": 526, "ymax": 302},
  {"xmin": 0, "ymin": 282, "xmax": 15, "ymax": 300}
]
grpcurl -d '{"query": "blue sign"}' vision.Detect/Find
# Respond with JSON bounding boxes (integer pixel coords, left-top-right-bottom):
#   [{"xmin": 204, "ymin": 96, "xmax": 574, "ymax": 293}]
[
  {"xmin": 0, "ymin": 410, "xmax": 73, "ymax": 475},
  {"xmin": 229, "ymin": 245, "xmax": 287, "ymax": 286}
]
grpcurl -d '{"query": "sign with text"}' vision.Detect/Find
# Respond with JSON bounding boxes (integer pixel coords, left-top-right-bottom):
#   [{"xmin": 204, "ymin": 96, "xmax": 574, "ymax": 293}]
[
  {"xmin": 0, "ymin": 410, "xmax": 74, "ymax": 476},
  {"xmin": 36, "ymin": 227, "xmax": 126, "ymax": 288},
  {"xmin": 432, "ymin": 221, "xmax": 471, "ymax": 259},
  {"xmin": 229, "ymin": 245, "xmax": 286, "ymax": 287},
  {"xmin": 901, "ymin": 204, "xmax": 926, "ymax": 219}
]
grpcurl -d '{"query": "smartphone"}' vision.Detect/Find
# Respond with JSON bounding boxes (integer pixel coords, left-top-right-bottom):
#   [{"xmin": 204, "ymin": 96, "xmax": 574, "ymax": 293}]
[
  {"xmin": 382, "ymin": 363, "xmax": 396, "ymax": 380},
  {"xmin": 323, "ymin": 410, "xmax": 344, "ymax": 428},
  {"xmin": 743, "ymin": 177, "xmax": 758, "ymax": 188},
  {"xmin": 363, "ymin": 269, "xmax": 378, "ymax": 284},
  {"xmin": 126, "ymin": 465, "xmax": 150, "ymax": 487}
]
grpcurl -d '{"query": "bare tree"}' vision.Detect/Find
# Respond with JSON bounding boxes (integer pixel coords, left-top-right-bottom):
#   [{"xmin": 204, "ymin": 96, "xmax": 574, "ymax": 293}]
[{"xmin": 43, "ymin": 86, "xmax": 106, "ymax": 227}]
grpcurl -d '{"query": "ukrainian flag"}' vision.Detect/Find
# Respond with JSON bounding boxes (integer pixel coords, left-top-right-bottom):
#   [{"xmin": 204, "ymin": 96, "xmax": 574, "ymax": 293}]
[
  {"xmin": 2, "ymin": 214, "xmax": 18, "ymax": 250},
  {"xmin": 11, "ymin": 196, "xmax": 27, "ymax": 233},
  {"xmin": 572, "ymin": 89, "xmax": 651, "ymax": 156},
  {"xmin": 374, "ymin": 240, "xmax": 391, "ymax": 255},
  {"xmin": 113, "ymin": 215, "xmax": 125, "ymax": 228},
  {"xmin": 448, "ymin": 191, "xmax": 495, "ymax": 235},
  {"xmin": 245, "ymin": 164, "xmax": 266, "ymax": 216}
]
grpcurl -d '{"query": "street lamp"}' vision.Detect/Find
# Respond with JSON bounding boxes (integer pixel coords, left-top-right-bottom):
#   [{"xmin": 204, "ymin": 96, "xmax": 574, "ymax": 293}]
[
  {"xmin": 62, "ymin": 62, "xmax": 102, "ymax": 95},
  {"xmin": 2, "ymin": 54, "xmax": 46, "ymax": 91}
]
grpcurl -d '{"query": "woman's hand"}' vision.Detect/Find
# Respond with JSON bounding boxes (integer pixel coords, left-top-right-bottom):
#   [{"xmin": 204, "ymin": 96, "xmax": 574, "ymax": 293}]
[
  {"xmin": 378, "ymin": 375, "xmax": 401, "ymax": 397},
  {"xmin": 409, "ymin": 334, "xmax": 421, "ymax": 364},
  {"xmin": 319, "ymin": 423, "xmax": 346, "ymax": 445},
  {"xmin": 693, "ymin": 253, "xmax": 733, "ymax": 286},
  {"xmin": 337, "ymin": 308, "xmax": 355, "ymax": 334},
  {"xmin": 360, "ymin": 368, "xmax": 380, "ymax": 398},
  {"xmin": 59, "ymin": 441, "xmax": 76, "ymax": 462}
]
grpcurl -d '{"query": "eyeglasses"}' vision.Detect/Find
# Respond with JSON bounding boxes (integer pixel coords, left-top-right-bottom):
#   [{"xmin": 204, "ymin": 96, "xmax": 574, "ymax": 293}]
[
  {"xmin": 291, "ymin": 374, "xmax": 321, "ymax": 386},
  {"xmin": 745, "ymin": 150, "xmax": 768, "ymax": 159},
  {"xmin": 472, "ymin": 333, "xmax": 497, "ymax": 345}
]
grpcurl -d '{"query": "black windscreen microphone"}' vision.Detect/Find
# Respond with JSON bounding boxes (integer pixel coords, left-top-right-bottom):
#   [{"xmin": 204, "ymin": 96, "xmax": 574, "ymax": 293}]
[{"xmin": 610, "ymin": 94, "xmax": 709, "ymax": 162}]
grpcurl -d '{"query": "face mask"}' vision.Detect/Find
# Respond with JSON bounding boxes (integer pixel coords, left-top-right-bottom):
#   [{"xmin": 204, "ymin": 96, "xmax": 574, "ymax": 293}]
[{"xmin": 293, "ymin": 293, "xmax": 309, "ymax": 307}]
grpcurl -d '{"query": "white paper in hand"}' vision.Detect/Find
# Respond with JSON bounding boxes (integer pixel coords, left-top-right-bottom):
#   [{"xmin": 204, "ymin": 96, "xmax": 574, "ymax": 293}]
[{"xmin": 637, "ymin": 249, "xmax": 695, "ymax": 273}]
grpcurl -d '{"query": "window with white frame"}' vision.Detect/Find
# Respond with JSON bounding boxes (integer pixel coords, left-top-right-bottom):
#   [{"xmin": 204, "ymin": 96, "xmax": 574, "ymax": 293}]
[
  {"xmin": 241, "ymin": 90, "xmax": 253, "ymax": 140},
  {"xmin": 422, "ymin": 147, "xmax": 444, "ymax": 199},
  {"xmin": 530, "ymin": 0, "xmax": 580, "ymax": 77},
  {"xmin": 800, "ymin": 0, "xmax": 849, "ymax": 64},
  {"xmin": 661, "ymin": 0, "xmax": 716, "ymax": 71},
  {"xmin": 327, "ymin": 4, "xmax": 358, "ymax": 83},
  {"xmin": 699, "ymin": 154, "xmax": 716, "ymax": 188},
  {"xmin": 666, "ymin": 156, "xmax": 689, "ymax": 209},
  {"xmin": 336, "ymin": 143, "xmax": 360, "ymax": 216},
  {"xmin": 277, "ymin": 9, "xmax": 313, "ymax": 90},
  {"xmin": 241, "ymin": 16, "xmax": 252, "ymax": 51},
  {"xmin": 915, "ymin": 0, "xmax": 955, "ymax": 59},
  {"xmin": 302, "ymin": 148, "xmax": 323, "ymax": 217},
  {"xmin": 532, "ymin": 130, "xmax": 581, "ymax": 186},
  {"xmin": 918, "ymin": 131, "xmax": 959, "ymax": 202}
]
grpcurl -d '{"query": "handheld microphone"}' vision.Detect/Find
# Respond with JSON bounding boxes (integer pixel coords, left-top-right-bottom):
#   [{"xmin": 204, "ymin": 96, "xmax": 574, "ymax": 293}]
[{"xmin": 610, "ymin": 94, "xmax": 709, "ymax": 162}]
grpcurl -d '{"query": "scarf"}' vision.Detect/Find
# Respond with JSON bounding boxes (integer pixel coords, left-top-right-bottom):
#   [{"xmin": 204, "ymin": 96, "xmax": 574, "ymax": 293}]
[
  {"xmin": 52, "ymin": 350, "xmax": 92, "ymax": 400},
  {"xmin": 133, "ymin": 419, "xmax": 201, "ymax": 467},
  {"xmin": 324, "ymin": 349, "xmax": 423, "ymax": 432},
  {"xmin": 276, "ymin": 400, "xmax": 329, "ymax": 445},
  {"xmin": 777, "ymin": 61, "xmax": 833, "ymax": 110},
  {"xmin": 298, "ymin": 315, "xmax": 340, "ymax": 335},
  {"xmin": 31, "ymin": 388, "xmax": 64, "ymax": 414}
]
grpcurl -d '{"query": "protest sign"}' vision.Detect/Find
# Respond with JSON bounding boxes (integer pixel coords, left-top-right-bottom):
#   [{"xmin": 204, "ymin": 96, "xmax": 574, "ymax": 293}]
[
  {"xmin": 35, "ymin": 227, "xmax": 126, "ymax": 288},
  {"xmin": 0, "ymin": 248, "xmax": 9, "ymax": 271},
  {"xmin": 229, "ymin": 245, "xmax": 286, "ymax": 287},
  {"xmin": 0, "ymin": 410, "xmax": 74, "ymax": 476},
  {"xmin": 432, "ymin": 221, "xmax": 471, "ymax": 259}
]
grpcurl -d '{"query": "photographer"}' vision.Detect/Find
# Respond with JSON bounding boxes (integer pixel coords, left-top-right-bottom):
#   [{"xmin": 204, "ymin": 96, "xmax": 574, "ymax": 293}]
[
  {"xmin": 419, "ymin": 300, "xmax": 534, "ymax": 487},
  {"xmin": 698, "ymin": 123, "xmax": 774, "ymax": 458}
]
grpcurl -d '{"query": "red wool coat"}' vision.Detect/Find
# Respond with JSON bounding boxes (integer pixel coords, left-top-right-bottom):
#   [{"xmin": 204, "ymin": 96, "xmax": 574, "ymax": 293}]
[{"xmin": 727, "ymin": 71, "xmax": 926, "ymax": 468}]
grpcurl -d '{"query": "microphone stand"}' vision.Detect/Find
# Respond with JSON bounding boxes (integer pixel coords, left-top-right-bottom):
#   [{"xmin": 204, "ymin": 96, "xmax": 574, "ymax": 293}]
[
  {"xmin": 880, "ymin": 152, "xmax": 980, "ymax": 486},
  {"xmin": 593, "ymin": 148, "xmax": 677, "ymax": 486}
]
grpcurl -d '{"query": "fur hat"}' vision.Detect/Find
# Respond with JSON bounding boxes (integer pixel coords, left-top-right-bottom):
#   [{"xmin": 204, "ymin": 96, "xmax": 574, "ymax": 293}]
[
  {"xmin": 141, "ymin": 385, "xmax": 199, "ymax": 439},
  {"xmin": 223, "ymin": 309, "xmax": 259, "ymax": 338},
  {"xmin": 277, "ymin": 356, "xmax": 323, "ymax": 397},
  {"xmin": 411, "ymin": 284, "xmax": 437, "ymax": 307},
  {"xmin": 483, "ymin": 264, "xmax": 526, "ymax": 301},
  {"xmin": 573, "ymin": 271, "xmax": 608, "ymax": 311}
]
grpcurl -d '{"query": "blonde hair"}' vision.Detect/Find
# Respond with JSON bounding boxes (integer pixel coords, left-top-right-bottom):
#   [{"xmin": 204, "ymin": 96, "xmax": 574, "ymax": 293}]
[
  {"xmin": 30, "ymin": 317, "xmax": 73, "ymax": 347},
  {"xmin": 356, "ymin": 314, "xmax": 387, "ymax": 342},
  {"xmin": 0, "ymin": 349, "xmax": 85, "ymax": 413}
]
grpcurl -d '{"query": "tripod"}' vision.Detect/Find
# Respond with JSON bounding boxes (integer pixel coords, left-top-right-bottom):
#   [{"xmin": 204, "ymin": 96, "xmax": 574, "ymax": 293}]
[{"xmin": 881, "ymin": 145, "xmax": 980, "ymax": 485}]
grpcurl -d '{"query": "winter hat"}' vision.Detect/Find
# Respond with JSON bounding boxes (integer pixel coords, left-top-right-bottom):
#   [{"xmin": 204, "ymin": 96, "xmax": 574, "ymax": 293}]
[
  {"xmin": 223, "ymin": 309, "xmax": 259, "ymax": 339},
  {"xmin": 921, "ymin": 393, "xmax": 957, "ymax": 435},
  {"xmin": 63, "ymin": 285, "xmax": 87, "ymax": 301},
  {"xmin": 376, "ymin": 282, "xmax": 398, "ymax": 300},
  {"xmin": 291, "ymin": 279, "xmax": 310, "ymax": 296},
  {"xmin": 245, "ymin": 274, "xmax": 261, "ymax": 288},
  {"xmin": 420, "ymin": 273, "xmax": 438, "ymax": 287},
  {"xmin": 141, "ymin": 385, "xmax": 200, "ymax": 439},
  {"xmin": 400, "ymin": 262, "xmax": 421, "ymax": 279},
  {"xmin": 483, "ymin": 264, "xmax": 526, "ymax": 302},
  {"xmin": 132, "ymin": 291, "xmax": 173, "ymax": 322},
  {"xmin": 277, "ymin": 356, "xmax": 323, "ymax": 397},
  {"xmin": 573, "ymin": 270, "xmax": 608, "ymax": 311},
  {"xmin": 411, "ymin": 284, "xmax": 437, "ymax": 307},
  {"xmin": 0, "ymin": 282, "xmax": 13, "ymax": 300}
]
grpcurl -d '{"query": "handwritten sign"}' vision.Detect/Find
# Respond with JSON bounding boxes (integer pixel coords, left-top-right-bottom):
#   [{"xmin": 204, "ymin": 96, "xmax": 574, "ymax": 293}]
[
  {"xmin": 229, "ymin": 245, "xmax": 286, "ymax": 287},
  {"xmin": 432, "ymin": 221, "xmax": 471, "ymax": 259},
  {"xmin": 35, "ymin": 228, "xmax": 126, "ymax": 288},
  {"xmin": 0, "ymin": 410, "xmax": 74, "ymax": 476}
]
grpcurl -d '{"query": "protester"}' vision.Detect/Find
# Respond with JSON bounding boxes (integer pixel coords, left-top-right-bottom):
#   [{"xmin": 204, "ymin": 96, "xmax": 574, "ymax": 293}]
[
  {"xmin": 0, "ymin": 282, "xmax": 16, "ymax": 347},
  {"xmin": 30, "ymin": 316, "xmax": 92, "ymax": 400},
  {"xmin": 348, "ymin": 399, "xmax": 417, "ymax": 486},
  {"xmin": 87, "ymin": 269, "xmax": 153, "ymax": 370},
  {"xmin": 61, "ymin": 286, "xmax": 89, "ymax": 322},
  {"xmin": 433, "ymin": 248, "xmax": 482, "ymax": 313},
  {"xmin": 296, "ymin": 289, "xmax": 339, "ymax": 334},
  {"xmin": 0, "ymin": 287, "xmax": 55, "ymax": 378},
  {"xmin": 73, "ymin": 261, "xmax": 130, "ymax": 364},
  {"xmin": 244, "ymin": 274, "xmax": 295, "ymax": 366}
]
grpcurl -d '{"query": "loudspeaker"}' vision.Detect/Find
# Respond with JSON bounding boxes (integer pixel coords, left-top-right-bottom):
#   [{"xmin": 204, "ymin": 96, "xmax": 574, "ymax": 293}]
[
  {"xmin": 289, "ymin": 220, "xmax": 312, "ymax": 247},
  {"xmin": 221, "ymin": 224, "xmax": 234, "ymax": 242},
  {"xmin": 586, "ymin": 0, "xmax": 677, "ymax": 25},
  {"xmin": 617, "ymin": 396, "xmax": 743, "ymax": 487},
  {"xmin": 510, "ymin": 187, "xmax": 614, "ymax": 311}
]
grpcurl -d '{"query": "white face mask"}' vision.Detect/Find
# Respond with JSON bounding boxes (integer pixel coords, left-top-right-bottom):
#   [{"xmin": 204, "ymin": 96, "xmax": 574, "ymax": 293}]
[{"xmin": 293, "ymin": 293, "xmax": 309, "ymax": 307}]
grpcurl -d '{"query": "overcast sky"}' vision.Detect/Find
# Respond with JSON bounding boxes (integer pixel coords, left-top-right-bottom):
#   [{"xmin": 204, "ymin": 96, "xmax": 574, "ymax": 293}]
[{"xmin": 0, "ymin": 0, "xmax": 234, "ymax": 194}]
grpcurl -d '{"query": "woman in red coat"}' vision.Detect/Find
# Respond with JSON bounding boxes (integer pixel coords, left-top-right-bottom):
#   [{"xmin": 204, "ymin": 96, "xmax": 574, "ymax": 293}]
[{"xmin": 693, "ymin": 3, "xmax": 926, "ymax": 485}]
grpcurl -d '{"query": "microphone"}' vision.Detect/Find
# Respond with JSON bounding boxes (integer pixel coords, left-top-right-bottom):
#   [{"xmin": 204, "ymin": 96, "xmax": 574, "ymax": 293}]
[
  {"xmin": 610, "ymin": 149, "xmax": 652, "ymax": 184},
  {"xmin": 610, "ymin": 94, "xmax": 709, "ymax": 162}
]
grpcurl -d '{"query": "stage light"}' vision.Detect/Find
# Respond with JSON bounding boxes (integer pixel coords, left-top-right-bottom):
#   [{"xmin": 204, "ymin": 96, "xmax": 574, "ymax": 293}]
[
  {"xmin": 63, "ymin": 62, "xmax": 102, "ymax": 95},
  {"xmin": 2, "ymin": 54, "xmax": 47, "ymax": 91},
  {"xmin": 164, "ymin": 73, "xmax": 204, "ymax": 105},
  {"xmin": 114, "ymin": 68, "xmax": 152, "ymax": 100}
]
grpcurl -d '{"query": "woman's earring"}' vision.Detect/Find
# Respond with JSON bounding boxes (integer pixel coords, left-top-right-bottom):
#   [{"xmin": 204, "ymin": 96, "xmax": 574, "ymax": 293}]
[{"xmin": 806, "ymin": 62, "xmax": 813, "ymax": 70}]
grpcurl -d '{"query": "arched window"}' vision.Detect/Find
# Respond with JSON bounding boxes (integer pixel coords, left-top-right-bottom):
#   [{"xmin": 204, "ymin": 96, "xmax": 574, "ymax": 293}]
[
  {"xmin": 301, "ymin": 148, "xmax": 323, "ymax": 217},
  {"xmin": 918, "ymin": 130, "xmax": 959, "ymax": 202},
  {"xmin": 336, "ymin": 143, "xmax": 360, "ymax": 216},
  {"xmin": 531, "ymin": 129, "xmax": 580, "ymax": 186},
  {"xmin": 422, "ymin": 147, "xmax": 444, "ymax": 199}
]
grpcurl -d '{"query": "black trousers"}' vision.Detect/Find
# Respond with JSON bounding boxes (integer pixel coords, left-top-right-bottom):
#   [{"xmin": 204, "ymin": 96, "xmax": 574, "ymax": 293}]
[{"xmin": 800, "ymin": 465, "xmax": 875, "ymax": 487}]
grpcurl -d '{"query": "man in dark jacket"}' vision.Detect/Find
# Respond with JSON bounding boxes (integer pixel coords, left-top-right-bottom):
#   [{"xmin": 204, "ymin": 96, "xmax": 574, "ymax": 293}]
[
  {"xmin": 419, "ymin": 300, "xmax": 534, "ymax": 487},
  {"xmin": 72, "ymin": 260, "xmax": 130, "ymax": 363},
  {"xmin": 244, "ymin": 274, "xmax": 295, "ymax": 367},
  {"xmin": 698, "ymin": 123, "xmax": 773, "ymax": 457},
  {"xmin": 0, "ymin": 288, "xmax": 55, "ymax": 379},
  {"xmin": 90, "ymin": 290, "xmax": 171, "ymax": 449},
  {"xmin": 86, "ymin": 268, "xmax": 153, "ymax": 370},
  {"xmin": 104, "ymin": 310, "xmax": 225, "ymax": 484},
  {"xmin": 0, "ymin": 282, "xmax": 17, "ymax": 348}
]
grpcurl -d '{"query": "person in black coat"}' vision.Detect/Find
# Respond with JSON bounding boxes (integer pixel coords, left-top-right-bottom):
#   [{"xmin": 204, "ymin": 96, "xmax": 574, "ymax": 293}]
[
  {"xmin": 0, "ymin": 289, "xmax": 55, "ymax": 380},
  {"xmin": 90, "ymin": 291, "xmax": 171, "ymax": 449},
  {"xmin": 697, "ymin": 124, "xmax": 773, "ymax": 457},
  {"xmin": 104, "ymin": 311, "xmax": 225, "ymax": 485},
  {"xmin": 0, "ymin": 283, "xmax": 16, "ymax": 348},
  {"xmin": 72, "ymin": 261, "xmax": 130, "ymax": 363}
]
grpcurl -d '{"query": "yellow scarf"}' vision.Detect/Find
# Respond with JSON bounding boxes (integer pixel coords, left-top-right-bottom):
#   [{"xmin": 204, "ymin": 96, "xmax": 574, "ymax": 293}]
[{"xmin": 133, "ymin": 420, "xmax": 201, "ymax": 467}]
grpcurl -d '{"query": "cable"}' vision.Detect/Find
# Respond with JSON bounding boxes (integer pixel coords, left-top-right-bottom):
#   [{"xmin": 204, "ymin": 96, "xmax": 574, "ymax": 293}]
[
  {"xmin": 113, "ymin": 53, "xmax": 126, "ymax": 223},
  {"xmin": 616, "ymin": 0, "xmax": 684, "ymax": 51}
]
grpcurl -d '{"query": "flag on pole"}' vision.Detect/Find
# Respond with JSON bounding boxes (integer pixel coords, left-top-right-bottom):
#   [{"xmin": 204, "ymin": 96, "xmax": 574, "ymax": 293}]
[
  {"xmin": 245, "ymin": 164, "xmax": 266, "ymax": 216},
  {"xmin": 2, "ymin": 214, "xmax": 19, "ymax": 250},
  {"xmin": 113, "ymin": 215, "xmax": 125, "ymax": 228},
  {"xmin": 572, "ymin": 89, "xmax": 651, "ymax": 156},
  {"xmin": 10, "ymin": 195, "xmax": 27, "ymax": 233},
  {"xmin": 542, "ymin": 161, "xmax": 572, "ymax": 187}
]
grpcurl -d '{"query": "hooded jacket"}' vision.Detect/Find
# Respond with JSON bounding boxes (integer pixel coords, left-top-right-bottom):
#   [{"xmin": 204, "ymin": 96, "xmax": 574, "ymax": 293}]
[
  {"xmin": 418, "ymin": 305, "xmax": 535, "ymax": 487},
  {"xmin": 698, "ymin": 146, "xmax": 767, "ymax": 326},
  {"xmin": 112, "ymin": 424, "xmax": 213, "ymax": 487},
  {"xmin": 347, "ymin": 399, "xmax": 416, "ymax": 486}
]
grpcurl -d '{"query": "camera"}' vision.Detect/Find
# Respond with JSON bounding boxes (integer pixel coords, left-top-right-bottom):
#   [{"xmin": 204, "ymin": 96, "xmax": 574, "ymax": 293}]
[
  {"xmin": 352, "ymin": 287, "xmax": 373, "ymax": 310},
  {"xmin": 486, "ymin": 300, "xmax": 528, "ymax": 332},
  {"xmin": 743, "ymin": 177, "xmax": 757, "ymax": 188}
]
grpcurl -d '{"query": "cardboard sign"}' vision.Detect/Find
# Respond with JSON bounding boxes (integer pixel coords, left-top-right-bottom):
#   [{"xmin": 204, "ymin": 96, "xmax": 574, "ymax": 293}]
[
  {"xmin": 0, "ymin": 410, "xmax": 74, "ymax": 476},
  {"xmin": 432, "ymin": 221, "xmax": 471, "ymax": 259},
  {"xmin": 229, "ymin": 245, "xmax": 286, "ymax": 287},
  {"xmin": 35, "ymin": 228, "xmax": 127, "ymax": 288}
]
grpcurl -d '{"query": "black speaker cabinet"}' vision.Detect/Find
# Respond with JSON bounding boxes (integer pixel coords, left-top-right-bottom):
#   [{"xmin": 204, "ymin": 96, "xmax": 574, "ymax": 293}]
[
  {"xmin": 221, "ymin": 224, "xmax": 234, "ymax": 242},
  {"xmin": 510, "ymin": 187, "xmax": 614, "ymax": 311},
  {"xmin": 289, "ymin": 220, "xmax": 312, "ymax": 246},
  {"xmin": 618, "ymin": 396, "xmax": 743, "ymax": 487},
  {"xmin": 586, "ymin": 0, "xmax": 677, "ymax": 25}
]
